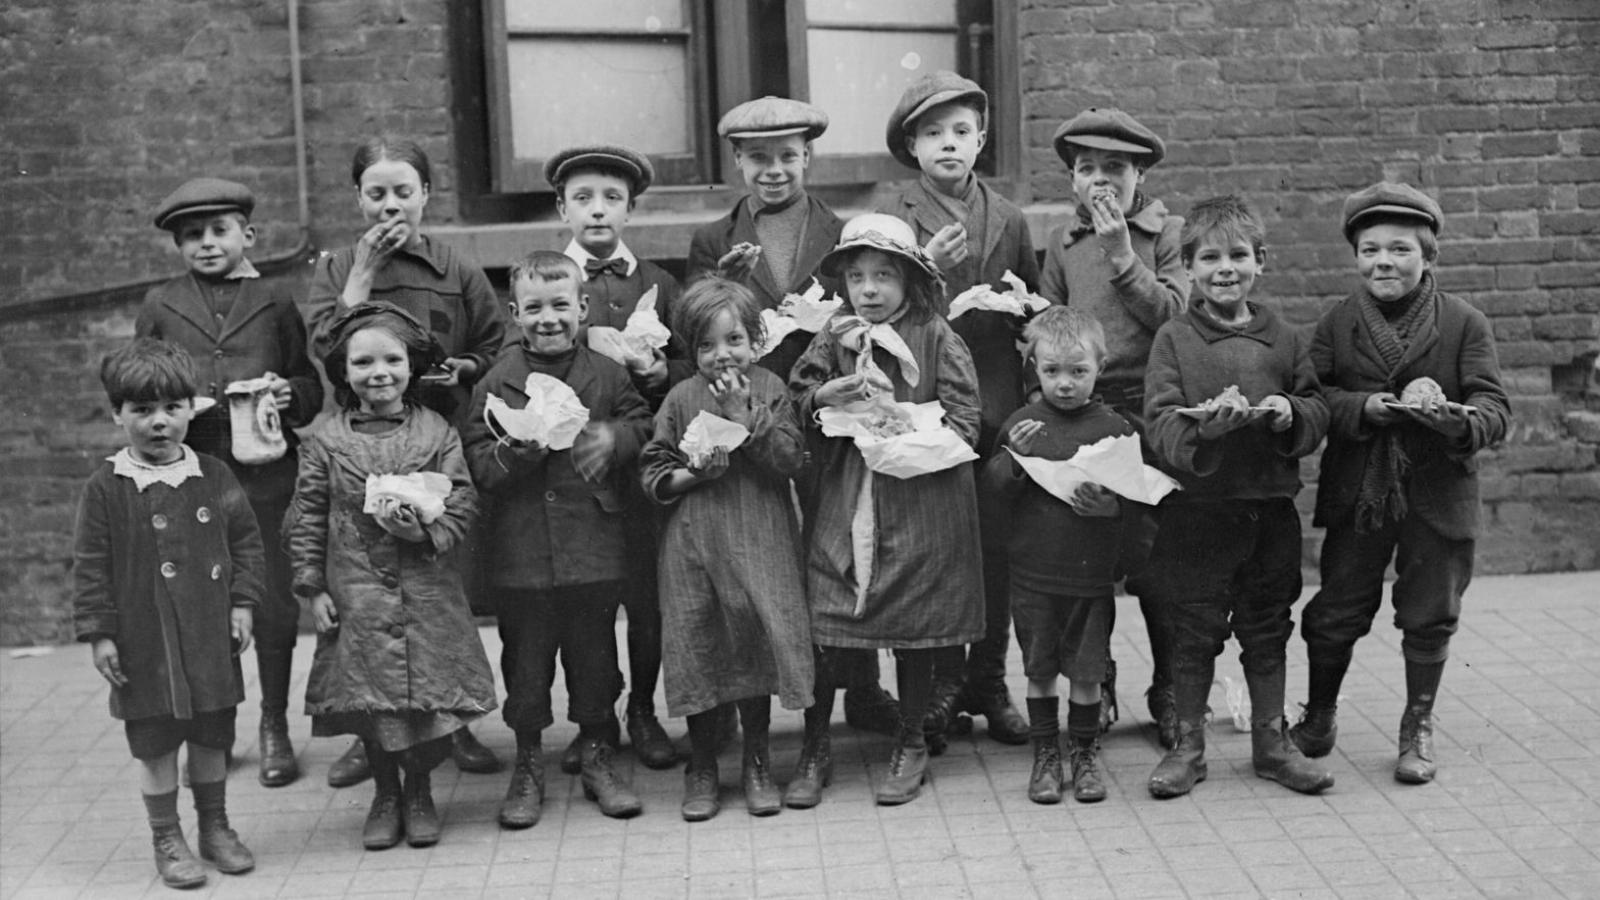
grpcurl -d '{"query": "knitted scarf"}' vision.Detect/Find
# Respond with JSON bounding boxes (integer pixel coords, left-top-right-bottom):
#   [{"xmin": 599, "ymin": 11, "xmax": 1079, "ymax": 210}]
[{"xmin": 1353, "ymin": 271, "xmax": 1438, "ymax": 533}]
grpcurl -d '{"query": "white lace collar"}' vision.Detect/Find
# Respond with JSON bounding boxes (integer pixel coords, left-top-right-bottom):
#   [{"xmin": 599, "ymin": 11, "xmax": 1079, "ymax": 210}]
[{"xmin": 109, "ymin": 445, "xmax": 202, "ymax": 491}]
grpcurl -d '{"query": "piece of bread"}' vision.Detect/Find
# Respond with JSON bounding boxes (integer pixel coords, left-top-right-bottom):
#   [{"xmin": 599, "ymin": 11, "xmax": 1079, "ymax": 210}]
[{"xmin": 1400, "ymin": 376, "xmax": 1446, "ymax": 405}]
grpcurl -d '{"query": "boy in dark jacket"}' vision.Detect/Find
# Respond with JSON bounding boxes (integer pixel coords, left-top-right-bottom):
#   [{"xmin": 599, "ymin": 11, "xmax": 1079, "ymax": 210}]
[{"xmin": 1293, "ymin": 183, "xmax": 1510, "ymax": 784}]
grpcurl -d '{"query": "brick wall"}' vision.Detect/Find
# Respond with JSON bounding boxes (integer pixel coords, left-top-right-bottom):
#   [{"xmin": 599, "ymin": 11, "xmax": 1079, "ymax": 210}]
[{"xmin": 1, "ymin": 0, "xmax": 1596, "ymax": 643}]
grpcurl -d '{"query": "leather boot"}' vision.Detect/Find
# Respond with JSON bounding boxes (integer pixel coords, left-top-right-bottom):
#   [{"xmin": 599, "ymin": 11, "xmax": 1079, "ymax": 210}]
[
  {"xmin": 451, "ymin": 727, "xmax": 502, "ymax": 774},
  {"xmin": 361, "ymin": 749, "xmax": 403, "ymax": 850},
  {"xmin": 256, "ymin": 648, "xmax": 299, "ymax": 787},
  {"xmin": 921, "ymin": 673, "xmax": 965, "ymax": 751},
  {"xmin": 1069, "ymin": 735, "xmax": 1107, "ymax": 803},
  {"xmin": 1289, "ymin": 705, "xmax": 1338, "ymax": 758},
  {"xmin": 150, "ymin": 822, "xmax": 207, "ymax": 889},
  {"xmin": 328, "ymin": 738, "xmax": 371, "ymax": 788},
  {"xmin": 1253, "ymin": 716, "xmax": 1334, "ymax": 794},
  {"xmin": 741, "ymin": 747, "xmax": 781, "ymax": 816},
  {"xmin": 783, "ymin": 705, "xmax": 833, "ymax": 810},
  {"xmin": 875, "ymin": 718, "xmax": 929, "ymax": 806},
  {"xmin": 1027, "ymin": 734, "xmax": 1063, "ymax": 805},
  {"xmin": 1146, "ymin": 681, "xmax": 1178, "ymax": 750},
  {"xmin": 559, "ymin": 732, "xmax": 586, "ymax": 775},
  {"xmin": 197, "ymin": 808, "xmax": 255, "ymax": 874},
  {"xmin": 581, "ymin": 737, "xmax": 643, "ymax": 818},
  {"xmin": 1395, "ymin": 704, "xmax": 1437, "ymax": 784},
  {"xmin": 402, "ymin": 770, "xmax": 440, "ymax": 847},
  {"xmin": 681, "ymin": 763, "xmax": 720, "ymax": 822},
  {"xmin": 498, "ymin": 733, "xmax": 545, "ymax": 829},
  {"xmin": 959, "ymin": 678, "xmax": 1030, "ymax": 745},
  {"xmin": 626, "ymin": 696, "xmax": 678, "ymax": 770},
  {"xmin": 843, "ymin": 682, "xmax": 900, "ymax": 737},
  {"xmin": 1148, "ymin": 672, "xmax": 1211, "ymax": 799}
]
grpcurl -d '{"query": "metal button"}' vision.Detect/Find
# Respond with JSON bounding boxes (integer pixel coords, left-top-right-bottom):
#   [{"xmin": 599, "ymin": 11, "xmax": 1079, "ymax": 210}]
[
  {"xmin": 544, "ymin": 491, "xmax": 557, "ymax": 502},
  {"xmin": 196, "ymin": 507, "xmax": 211, "ymax": 523},
  {"xmin": 210, "ymin": 564, "xmax": 222, "ymax": 580},
  {"xmin": 160, "ymin": 562, "xmax": 177, "ymax": 578},
  {"xmin": 381, "ymin": 575, "xmax": 399, "ymax": 590},
  {"xmin": 214, "ymin": 349, "xmax": 224, "ymax": 358},
  {"xmin": 388, "ymin": 625, "xmax": 404, "ymax": 639},
  {"xmin": 152, "ymin": 514, "xmax": 168, "ymax": 529}
]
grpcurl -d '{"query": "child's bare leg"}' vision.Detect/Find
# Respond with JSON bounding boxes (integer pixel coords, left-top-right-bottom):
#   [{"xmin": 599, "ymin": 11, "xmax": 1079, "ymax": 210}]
[
  {"xmin": 139, "ymin": 750, "xmax": 180, "ymax": 796},
  {"xmin": 141, "ymin": 750, "xmax": 205, "ymax": 888},
  {"xmin": 187, "ymin": 742, "xmax": 255, "ymax": 873}
]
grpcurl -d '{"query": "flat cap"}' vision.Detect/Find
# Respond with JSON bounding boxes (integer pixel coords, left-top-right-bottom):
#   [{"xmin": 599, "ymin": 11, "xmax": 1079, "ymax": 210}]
[
  {"xmin": 885, "ymin": 70, "xmax": 988, "ymax": 170},
  {"xmin": 820, "ymin": 213, "xmax": 940, "ymax": 281},
  {"xmin": 153, "ymin": 177, "xmax": 255, "ymax": 231},
  {"xmin": 544, "ymin": 144, "xmax": 655, "ymax": 197},
  {"xmin": 1052, "ymin": 107, "xmax": 1165, "ymax": 168},
  {"xmin": 718, "ymin": 96, "xmax": 829, "ymax": 142},
  {"xmin": 1341, "ymin": 181, "xmax": 1443, "ymax": 243}
]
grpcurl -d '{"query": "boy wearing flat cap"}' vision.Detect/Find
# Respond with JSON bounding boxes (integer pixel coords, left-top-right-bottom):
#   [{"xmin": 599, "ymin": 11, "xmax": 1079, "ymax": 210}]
[
  {"xmin": 880, "ymin": 70, "xmax": 1038, "ymax": 748},
  {"xmin": 687, "ymin": 96, "xmax": 844, "ymax": 383},
  {"xmin": 542, "ymin": 144, "xmax": 681, "ymax": 774},
  {"xmin": 137, "ymin": 177, "xmax": 323, "ymax": 790},
  {"xmin": 1038, "ymin": 108, "xmax": 1189, "ymax": 746},
  {"xmin": 1294, "ymin": 182, "xmax": 1509, "ymax": 785}
]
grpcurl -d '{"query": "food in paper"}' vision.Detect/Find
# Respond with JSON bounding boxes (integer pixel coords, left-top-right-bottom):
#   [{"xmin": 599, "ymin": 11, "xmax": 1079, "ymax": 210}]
[
  {"xmin": 756, "ymin": 280, "xmax": 842, "ymax": 360},
  {"xmin": 364, "ymin": 471, "xmax": 452, "ymax": 524},
  {"xmin": 819, "ymin": 398, "xmax": 977, "ymax": 479},
  {"xmin": 678, "ymin": 411, "xmax": 751, "ymax": 469},
  {"xmin": 946, "ymin": 270, "xmax": 1050, "ymax": 320},
  {"xmin": 224, "ymin": 376, "xmax": 286, "ymax": 465},
  {"xmin": 1007, "ymin": 432, "xmax": 1180, "ymax": 505},
  {"xmin": 586, "ymin": 285, "xmax": 669, "ymax": 369},
  {"xmin": 483, "ymin": 372, "xmax": 590, "ymax": 451}
]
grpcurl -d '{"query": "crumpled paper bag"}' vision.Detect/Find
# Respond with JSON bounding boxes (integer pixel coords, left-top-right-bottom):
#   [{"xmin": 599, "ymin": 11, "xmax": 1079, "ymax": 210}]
[
  {"xmin": 1007, "ymin": 433, "xmax": 1180, "ymax": 505},
  {"xmin": 819, "ymin": 399, "xmax": 977, "ymax": 479},
  {"xmin": 679, "ymin": 410, "xmax": 751, "ymax": 469},
  {"xmin": 947, "ymin": 269, "xmax": 1050, "ymax": 320},
  {"xmin": 364, "ymin": 471, "xmax": 452, "ymax": 524},
  {"xmin": 587, "ymin": 285, "xmax": 670, "ymax": 369},
  {"xmin": 756, "ymin": 280, "xmax": 842, "ymax": 359},
  {"xmin": 1220, "ymin": 675, "xmax": 1296, "ymax": 732},
  {"xmin": 484, "ymin": 372, "xmax": 590, "ymax": 451},
  {"xmin": 224, "ymin": 376, "xmax": 286, "ymax": 466}
]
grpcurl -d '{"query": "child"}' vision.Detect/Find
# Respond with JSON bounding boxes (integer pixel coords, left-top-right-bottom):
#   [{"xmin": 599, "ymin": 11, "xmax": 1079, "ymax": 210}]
[
  {"xmin": 1294, "ymin": 183, "xmax": 1510, "ymax": 784},
  {"xmin": 542, "ymin": 144, "xmax": 681, "ymax": 773},
  {"xmin": 789, "ymin": 213, "xmax": 985, "ymax": 806},
  {"xmin": 881, "ymin": 69, "xmax": 1039, "ymax": 746},
  {"xmin": 284, "ymin": 303, "xmax": 498, "ymax": 849},
  {"xmin": 1138, "ymin": 195, "xmax": 1333, "ymax": 799},
  {"xmin": 74, "ymin": 339, "xmax": 263, "ymax": 888},
  {"xmin": 461, "ymin": 252, "xmax": 654, "ymax": 826},
  {"xmin": 639, "ymin": 277, "xmax": 814, "ymax": 821},
  {"xmin": 985, "ymin": 306, "xmax": 1138, "ymax": 804},
  {"xmin": 138, "ymin": 177, "xmax": 323, "ymax": 789},
  {"xmin": 1038, "ymin": 107, "xmax": 1189, "ymax": 742},
  {"xmin": 686, "ymin": 96, "xmax": 844, "ymax": 384}
]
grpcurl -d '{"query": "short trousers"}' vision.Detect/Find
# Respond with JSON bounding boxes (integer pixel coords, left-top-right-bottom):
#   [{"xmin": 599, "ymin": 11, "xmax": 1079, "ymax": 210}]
[
  {"xmin": 1011, "ymin": 583, "xmax": 1114, "ymax": 684},
  {"xmin": 124, "ymin": 708, "xmax": 237, "ymax": 761}
]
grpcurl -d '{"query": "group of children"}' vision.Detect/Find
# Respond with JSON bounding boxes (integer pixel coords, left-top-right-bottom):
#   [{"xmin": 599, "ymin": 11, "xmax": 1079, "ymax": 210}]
[{"xmin": 73, "ymin": 72, "xmax": 1510, "ymax": 889}]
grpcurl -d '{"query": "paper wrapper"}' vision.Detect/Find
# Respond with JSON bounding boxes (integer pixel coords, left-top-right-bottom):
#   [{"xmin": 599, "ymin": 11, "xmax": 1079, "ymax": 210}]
[
  {"xmin": 1007, "ymin": 433, "xmax": 1180, "ymax": 505},
  {"xmin": 364, "ymin": 471, "xmax": 452, "ymax": 524},
  {"xmin": 819, "ymin": 399, "xmax": 978, "ymax": 480},
  {"xmin": 484, "ymin": 372, "xmax": 590, "ymax": 451},
  {"xmin": 587, "ymin": 285, "xmax": 669, "ymax": 369},
  {"xmin": 946, "ymin": 269, "xmax": 1050, "ymax": 320},
  {"xmin": 678, "ymin": 411, "xmax": 751, "ymax": 469},
  {"xmin": 756, "ymin": 280, "xmax": 842, "ymax": 359}
]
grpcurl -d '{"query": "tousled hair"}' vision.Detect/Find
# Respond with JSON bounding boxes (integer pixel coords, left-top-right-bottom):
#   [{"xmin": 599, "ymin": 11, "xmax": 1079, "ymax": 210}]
[
  {"xmin": 1180, "ymin": 194, "xmax": 1267, "ymax": 266},
  {"xmin": 1021, "ymin": 305, "xmax": 1107, "ymax": 366},
  {"xmin": 100, "ymin": 338, "xmax": 199, "ymax": 408},
  {"xmin": 350, "ymin": 137, "xmax": 432, "ymax": 190},
  {"xmin": 672, "ymin": 276, "xmax": 765, "ymax": 360},
  {"xmin": 509, "ymin": 251, "xmax": 583, "ymax": 291}
]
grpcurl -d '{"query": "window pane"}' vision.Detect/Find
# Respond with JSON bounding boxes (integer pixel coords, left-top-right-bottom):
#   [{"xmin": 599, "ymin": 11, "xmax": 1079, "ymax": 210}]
[
  {"xmin": 506, "ymin": 39, "xmax": 689, "ymax": 159},
  {"xmin": 505, "ymin": 0, "xmax": 683, "ymax": 32},
  {"xmin": 806, "ymin": 31, "xmax": 958, "ymax": 155},
  {"xmin": 805, "ymin": 0, "xmax": 953, "ymax": 27}
]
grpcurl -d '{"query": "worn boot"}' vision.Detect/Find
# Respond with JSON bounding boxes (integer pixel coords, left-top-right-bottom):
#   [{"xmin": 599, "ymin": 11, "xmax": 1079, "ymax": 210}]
[
  {"xmin": 875, "ymin": 717, "xmax": 929, "ymax": 806},
  {"xmin": 742, "ymin": 747, "xmax": 781, "ymax": 817},
  {"xmin": 681, "ymin": 763, "xmax": 720, "ymax": 822},
  {"xmin": 844, "ymin": 681, "xmax": 901, "ymax": 737},
  {"xmin": 402, "ymin": 770, "xmax": 441, "ymax": 847},
  {"xmin": 451, "ymin": 727, "xmax": 501, "ymax": 774},
  {"xmin": 1148, "ymin": 718, "xmax": 1207, "ymax": 798},
  {"xmin": 192, "ymin": 781, "xmax": 254, "ymax": 874},
  {"xmin": 361, "ymin": 747, "xmax": 403, "ymax": 850},
  {"xmin": 1289, "ymin": 705, "xmax": 1339, "ymax": 758},
  {"xmin": 559, "ymin": 732, "xmax": 586, "ymax": 775},
  {"xmin": 581, "ymin": 737, "xmax": 643, "ymax": 818},
  {"xmin": 626, "ymin": 695, "xmax": 678, "ymax": 770},
  {"xmin": 498, "ymin": 732, "xmax": 545, "ymax": 829},
  {"xmin": 1069, "ymin": 736, "xmax": 1107, "ymax": 803},
  {"xmin": 150, "ymin": 822, "xmax": 207, "ymax": 889},
  {"xmin": 960, "ymin": 678, "xmax": 1030, "ymax": 745},
  {"xmin": 256, "ymin": 648, "xmax": 299, "ymax": 787},
  {"xmin": 1253, "ymin": 716, "xmax": 1334, "ymax": 794},
  {"xmin": 921, "ymin": 673, "xmax": 965, "ymax": 757},
  {"xmin": 1395, "ymin": 704, "xmax": 1438, "ymax": 784},
  {"xmin": 784, "ymin": 701, "xmax": 834, "ymax": 810},
  {"xmin": 1027, "ymin": 734, "xmax": 1064, "ymax": 805},
  {"xmin": 328, "ymin": 738, "xmax": 372, "ymax": 788}
]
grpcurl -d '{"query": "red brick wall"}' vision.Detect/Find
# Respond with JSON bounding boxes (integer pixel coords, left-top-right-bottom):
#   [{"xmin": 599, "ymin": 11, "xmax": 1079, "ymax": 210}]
[{"xmin": 1, "ymin": 0, "xmax": 1595, "ymax": 642}]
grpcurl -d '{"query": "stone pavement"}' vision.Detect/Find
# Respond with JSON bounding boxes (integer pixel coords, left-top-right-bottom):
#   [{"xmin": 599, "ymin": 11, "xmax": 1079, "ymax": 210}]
[{"xmin": 2, "ymin": 572, "xmax": 1597, "ymax": 900}]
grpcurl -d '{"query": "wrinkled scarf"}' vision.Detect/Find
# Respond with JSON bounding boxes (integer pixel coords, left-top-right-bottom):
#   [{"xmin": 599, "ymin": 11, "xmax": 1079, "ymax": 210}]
[
  {"xmin": 917, "ymin": 173, "xmax": 988, "ymax": 287},
  {"xmin": 1353, "ymin": 271, "xmax": 1438, "ymax": 533}
]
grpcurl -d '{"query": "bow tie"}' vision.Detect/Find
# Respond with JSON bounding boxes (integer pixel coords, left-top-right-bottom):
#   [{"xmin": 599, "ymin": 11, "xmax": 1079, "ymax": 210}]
[{"xmin": 585, "ymin": 257, "xmax": 629, "ymax": 278}]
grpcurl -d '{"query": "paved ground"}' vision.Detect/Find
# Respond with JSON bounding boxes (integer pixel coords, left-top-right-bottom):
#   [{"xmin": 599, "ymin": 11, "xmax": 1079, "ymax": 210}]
[{"xmin": 2, "ymin": 571, "xmax": 1598, "ymax": 899}]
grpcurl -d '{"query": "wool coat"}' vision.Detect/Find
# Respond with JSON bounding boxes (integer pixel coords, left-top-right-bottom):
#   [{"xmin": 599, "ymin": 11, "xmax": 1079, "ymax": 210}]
[
  {"xmin": 285, "ymin": 406, "xmax": 496, "ymax": 718},
  {"xmin": 640, "ymin": 366, "xmax": 814, "ymax": 716},
  {"xmin": 686, "ymin": 194, "xmax": 844, "ymax": 381},
  {"xmin": 790, "ymin": 313, "xmax": 985, "ymax": 649},
  {"xmin": 136, "ymin": 273, "xmax": 323, "ymax": 502},
  {"xmin": 74, "ymin": 452, "xmax": 265, "ymax": 721},
  {"xmin": 1038, "ymin": 200, "xmax": 1189, "ymax": 410},
  {"xmin": 462, "ymin": 345, "xmax": 653, "ymax": 591},
  {"xmin": 1311, "ymin": 285, "xmax": 1510, "ymax": 540}
]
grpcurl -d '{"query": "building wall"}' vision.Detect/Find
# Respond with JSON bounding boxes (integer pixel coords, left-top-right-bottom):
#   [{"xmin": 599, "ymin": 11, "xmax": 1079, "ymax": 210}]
[{"xmin": 2, "ymin": 0, "xmax": 1596, "ymax": 643}]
